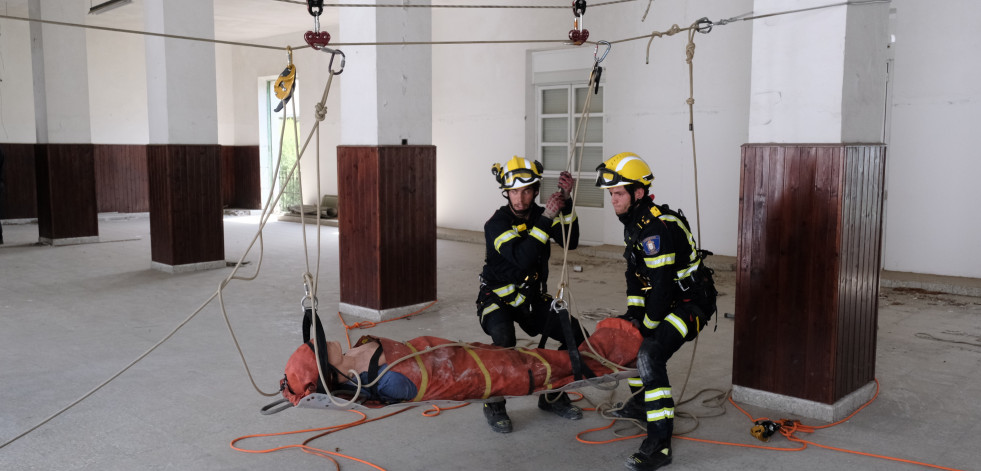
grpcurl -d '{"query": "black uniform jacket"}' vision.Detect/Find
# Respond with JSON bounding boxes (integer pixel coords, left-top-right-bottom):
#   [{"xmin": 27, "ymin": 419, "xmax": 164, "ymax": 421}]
[
  {"xmin": 479, "ymin": 199, "xmax": 579, "ymax": 297},
  {"xmin": 619, "ymin": 197, "xmax": 698, "ymax": 326}
]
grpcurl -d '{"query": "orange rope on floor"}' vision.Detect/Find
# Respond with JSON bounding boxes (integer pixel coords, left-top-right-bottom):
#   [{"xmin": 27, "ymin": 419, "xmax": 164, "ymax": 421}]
[
  {"xmin": 577, "ymin": 378, "xmax": 965, "ymax": 471},
  {"xmin": 230, "ymin": 407, "xmax": 414, "ymax": 469},
  {"xmin": 337, "ymin": 300, "xmax": 439, "ymax": 348},
  {"xmin": 421, "ymin": 402, "xmax": 470, "ymax": 417}
]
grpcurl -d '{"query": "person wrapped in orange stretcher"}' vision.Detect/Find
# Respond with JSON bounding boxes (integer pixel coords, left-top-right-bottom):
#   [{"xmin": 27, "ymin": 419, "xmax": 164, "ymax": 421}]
[{"xmin": 281, "ymin": 317, "xmax": 643, "ymax": 406}]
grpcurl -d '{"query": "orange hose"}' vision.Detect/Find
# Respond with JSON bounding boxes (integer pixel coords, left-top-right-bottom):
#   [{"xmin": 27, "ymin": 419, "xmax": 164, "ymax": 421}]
[
  {"xmin": 337, "ymin": 300, "xmax": 438, "ymax": 348},
  {"xmin": 578, "ymin": 379, "xmax": 966, "ymax": 471}
]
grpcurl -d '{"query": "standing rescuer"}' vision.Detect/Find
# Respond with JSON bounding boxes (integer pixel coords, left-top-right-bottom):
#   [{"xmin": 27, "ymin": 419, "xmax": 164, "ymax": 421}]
[
  {"xmin": 595, "ymin": 152, "xmax": 717, "ymax": 471},
  {"xmin": 476, "ymin": 156, "xmax": 586, "ymax": 433}
]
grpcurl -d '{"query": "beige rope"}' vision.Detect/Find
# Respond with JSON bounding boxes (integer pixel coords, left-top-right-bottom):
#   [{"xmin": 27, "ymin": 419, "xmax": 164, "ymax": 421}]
[{"xmin": 275, "ymin": 0, "xmax": 638, "ymax": 8}]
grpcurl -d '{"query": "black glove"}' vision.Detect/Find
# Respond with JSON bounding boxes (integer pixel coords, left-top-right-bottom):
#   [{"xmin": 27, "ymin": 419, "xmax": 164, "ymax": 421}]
[{"xmin": 618, "ymin": 307, "xmax": 645, "ymax": 331}]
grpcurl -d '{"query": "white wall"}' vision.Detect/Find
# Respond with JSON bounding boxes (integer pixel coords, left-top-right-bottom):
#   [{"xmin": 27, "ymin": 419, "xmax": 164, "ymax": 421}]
[
  {"xmin": 4, "ymin": 0, "xmax": 981, "ymax": 278},
  {"xmin": 431, "ymin": 4, "xmax": 557, "ymax": 234},
  {"xmin": 594, "ymin": 0, "xmax": 752, "ymax": 255},
  {"xmin": 433, "ymin": 0, "xmax": 752, "ymax": 257},
  {"xmin": 88, "ymin": 28, "xmax": 149, "ymax": 144},
  {"xmin": 883, "ymin": 0, "xmax": 981, "ymax": 277},
  {"xmin": 0, "ymin": 12, "xmax": 36, "ymax": 142}
]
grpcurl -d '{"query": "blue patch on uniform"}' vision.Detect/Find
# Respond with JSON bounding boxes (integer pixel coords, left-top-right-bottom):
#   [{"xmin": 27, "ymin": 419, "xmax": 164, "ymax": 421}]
[{"xmin": 641, "ymin": 236, "xmax": 660, "ymax": 255}]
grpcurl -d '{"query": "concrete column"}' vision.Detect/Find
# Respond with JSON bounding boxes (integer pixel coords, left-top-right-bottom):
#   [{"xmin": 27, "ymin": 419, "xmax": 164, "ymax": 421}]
[
  {"xmin": 29, "ymin": 0, "xmax": 98, "ymax": 245},
  {"xmin": 747, "ymin": 0, "xmax": 889, "ymax": 143},
  {"xmin": 733, "ymin": 0, "xmax": 891, "ymax": 421},
  {"xmin": 144, "ymin": 0, "xmax": 225, "ymax": 273},
  {"xmin": 340, "ymin": 0, "xmax": 432, "ymax": 145},
  {"xmin": 336, "ymin": 1, "xmax": 436, "ymax": 319}
]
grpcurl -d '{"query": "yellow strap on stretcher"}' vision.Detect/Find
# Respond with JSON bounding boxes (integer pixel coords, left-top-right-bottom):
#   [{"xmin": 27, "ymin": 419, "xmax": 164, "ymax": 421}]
[
  {"xmin": 405, "ymin": 343, "xmax": 429, "ymax": 402},
  {"xmin": 463, "ymin": 346, "xmax": 493, "ymax": 399},
  {"xmin": 516, "ymin": 348, "xmax": 554, "ymax": 391}
]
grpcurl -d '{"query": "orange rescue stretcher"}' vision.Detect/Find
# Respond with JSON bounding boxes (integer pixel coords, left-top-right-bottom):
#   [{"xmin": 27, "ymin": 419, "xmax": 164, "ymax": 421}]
[{"xmin": 279, "ymin": 318, "xmax": 642, "ymax": 411}]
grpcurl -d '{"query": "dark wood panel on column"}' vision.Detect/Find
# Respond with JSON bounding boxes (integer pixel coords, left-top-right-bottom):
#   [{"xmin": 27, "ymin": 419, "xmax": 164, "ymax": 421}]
[
  {"xmin": 836, "ymin": 145, "xmax": 886, "ymax": 400},
  {"xmin": 337, "ymin": 145, "xmax": 437, "ymax": 311},
  {"xmin": 219, "ymin": 145, "xmax": 261, "ymax": 210},
  {"xmin": 147, "ymin": 144, "xmax": 224, "ymax": 267},
  {"xmin": 34, "ymin": 144, "xmax": 98, "ymax": 241},
  {"xmin": 95, "ymin": 145, "xmax": 149, "ymax": 213},
  {"xmin": 733, "ymin": 144, "xmax": 885, "ymax": 404},
  {"xmin": 0, "ymin": 144, "xmax": 38, "ymax": 219}
]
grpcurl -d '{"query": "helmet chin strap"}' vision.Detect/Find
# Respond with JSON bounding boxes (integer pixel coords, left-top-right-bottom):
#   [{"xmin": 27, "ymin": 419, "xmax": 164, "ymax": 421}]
[{"xmin": 503, "ymin": 188, "xmax": 536, "ymax": 219}]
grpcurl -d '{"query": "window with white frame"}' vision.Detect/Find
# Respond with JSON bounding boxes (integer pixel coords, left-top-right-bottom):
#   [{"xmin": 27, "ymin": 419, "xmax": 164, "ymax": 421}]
[{"xmin": 537, "ymin": 84, "xmax": 605, "ymax": 207}]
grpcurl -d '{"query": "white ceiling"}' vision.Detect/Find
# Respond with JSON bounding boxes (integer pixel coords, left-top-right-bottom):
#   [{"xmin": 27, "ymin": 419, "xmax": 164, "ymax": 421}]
[{"xmin": 2, "ymin": 0, "xmax": 338, "ymax": 45}]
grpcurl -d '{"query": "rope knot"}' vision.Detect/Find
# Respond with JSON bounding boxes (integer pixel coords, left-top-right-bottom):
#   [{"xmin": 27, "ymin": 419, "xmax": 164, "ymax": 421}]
[
  {"xmin": 314, "ymin": 103, "xmax": 328, "ymax": 121},
  {"xmin": 686, "ymin": 98, "xmax": 695, "ymax": 105}
]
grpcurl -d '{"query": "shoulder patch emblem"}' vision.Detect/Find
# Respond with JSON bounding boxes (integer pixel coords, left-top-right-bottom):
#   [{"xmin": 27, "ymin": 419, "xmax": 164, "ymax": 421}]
[{"xmin": 641, "ymin": 235, "xmax": 660, "ymax": 255}]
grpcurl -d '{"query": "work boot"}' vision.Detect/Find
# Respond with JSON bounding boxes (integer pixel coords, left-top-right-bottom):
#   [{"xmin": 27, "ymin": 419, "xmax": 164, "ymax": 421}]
[
  {"xmin": 538, "ymin": 392, "xmax": 583, "ymax": 420},
  {"xmin": 608, "ymin": 395, "xmax": 645, "ymax": 421},
  {"xmin": 624, "ymin": 438, "xmax": 672, "ymax": 471},
  {"xmin": 483, "ymin": 401, "xmax": 512, "ymax": 433}
]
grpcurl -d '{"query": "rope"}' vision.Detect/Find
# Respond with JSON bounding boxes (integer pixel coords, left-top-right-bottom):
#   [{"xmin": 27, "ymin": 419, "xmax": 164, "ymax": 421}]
[
  {"xmin": 0, "ymin": 1, "xmax": 890, "ymax": 53},
  {"xmin": 275, "ymin": 0, "xmax": 638, "ymax": 8},
  {"xmin": 0, "ymin": 44, "xmax": 345, "ymax": 452}
]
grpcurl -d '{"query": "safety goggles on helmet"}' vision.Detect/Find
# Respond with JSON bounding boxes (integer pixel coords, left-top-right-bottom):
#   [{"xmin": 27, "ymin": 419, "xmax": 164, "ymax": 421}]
[
  {"xmin": 595, "ymin": 164, "xmax": 634, "ymax": 188},
  {"xmin": 492, "ymin": 156, "xmax": 544, "ymax": 189},
  {"xmin": 594, "ymin": 152, "xmax": 654, "ymax": 189}
]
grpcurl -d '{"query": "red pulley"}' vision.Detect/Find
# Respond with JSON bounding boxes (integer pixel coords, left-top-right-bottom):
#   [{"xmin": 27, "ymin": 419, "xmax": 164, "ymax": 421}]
[{"xmin": 304, "ymin": 30, "xmax": 331, "ymax": 49}]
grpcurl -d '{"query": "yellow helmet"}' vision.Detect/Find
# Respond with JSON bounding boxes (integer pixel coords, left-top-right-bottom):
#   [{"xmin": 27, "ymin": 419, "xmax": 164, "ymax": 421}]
[
  {"xmin": 594, "ymin": 152, "xmax": 654, "ymax": 189},
  {"xmin": 492, "ymin": 156, "xmax": 544, "ymax": 189}
]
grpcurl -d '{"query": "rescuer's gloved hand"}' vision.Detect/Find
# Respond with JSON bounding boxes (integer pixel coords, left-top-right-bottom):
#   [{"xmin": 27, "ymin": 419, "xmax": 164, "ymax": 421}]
[
  {"xmin": 558, "ymin": 171, "xmax": 575, "ymax": 200},
  {"xmin": 541, "ymin": 191, "xmax": 565, "ymax": 220},
  {"xmin": 619, "ymin": 306, "xmax": 645, "ymax": 331}
]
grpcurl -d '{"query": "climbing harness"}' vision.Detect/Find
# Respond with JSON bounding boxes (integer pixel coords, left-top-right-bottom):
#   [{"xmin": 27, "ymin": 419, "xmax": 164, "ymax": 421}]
[
  {"xmin": 568, "ymin": 0, "xmax": 590, "ymax": 46},
  {"xmin": 304, "ymin": 0, "xmax": 332, "ymax": 49}
]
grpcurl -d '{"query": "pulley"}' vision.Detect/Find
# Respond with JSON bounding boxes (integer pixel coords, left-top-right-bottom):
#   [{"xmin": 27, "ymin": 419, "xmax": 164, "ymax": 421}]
[{"xmin": 568, "ymin": 0, "xmax": 589, "ymax": 46}]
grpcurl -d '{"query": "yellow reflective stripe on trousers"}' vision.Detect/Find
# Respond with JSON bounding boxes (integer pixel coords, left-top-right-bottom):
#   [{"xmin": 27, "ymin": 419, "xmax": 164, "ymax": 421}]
[
  {"xmin": 463, "ymin": 346, "xmax": 494, "ymax": 399},
  {"xmin": 529, "ymin": 226, "xmax": 549, "ymax": 244},
  {"xmin": 628, "ymin": 295, "xmax": 645, "ymax": 307},
  {"xmin": 628, "ymin": 377, "xmax": 644, "ymax": 388},
  {"xmin": 644, "ymin": 387, "xmax": 672, "ymax": 402},
  {"xmin": 493, "ymin": 230, "xmax": 519, "ymax": 252},
  {"xmin": 665, "ymin": 313, "xmax": 688, "ymax": 337},
  {"xmin": 517, "ymin": 348, "xmax": 553, "ymax": 390},
  {"xmin": 643, "ymin": 315, "xmax": 660, "ymax": 330},
  {"xmin": 405, "ymin": 343, "xmax": 429, "ymax": 402},
  {"xmin": 645, "ymin": 253, "xmax": 675, "ymax": 269},
  {"xmin": 493, "ymin": 284, "xmax": 516, "ymax": 297},
  {"xmin": 480, "ymin": 303, "xmax": 500, "ymax": 321},
  {"xmin": 646, "ymin": 407, "xmax": 675, "ymax": 422},
  {"xmin": 509, "ymin": 293, "xmax": 526, "ymax": 307}
]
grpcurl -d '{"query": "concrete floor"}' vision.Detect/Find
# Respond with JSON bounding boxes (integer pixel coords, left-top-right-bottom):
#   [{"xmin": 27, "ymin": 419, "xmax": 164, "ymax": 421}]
[{"xmin": 0, "ymin": 213, "xmax": 978, "ymax": 471}]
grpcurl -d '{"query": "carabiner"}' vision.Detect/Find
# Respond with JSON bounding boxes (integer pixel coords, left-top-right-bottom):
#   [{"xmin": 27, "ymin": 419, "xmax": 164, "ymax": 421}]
[
  {"xmin": 695, "ymin": 17, "xmax": 714, "ymax": 34},
  {"xmin": 301, "ymin": 294, "xmax": 319, "ymax": 311},
  {"xmin": 318, "ymin": 46, "xmax": 346, "ymax": 75},
  {"xmin": 551, "ymin": 296, "xmax": 568, "ymax": 313},
  {"xmin": 593, "ymin": 40, "xmax": 611, "ymax": 65}
]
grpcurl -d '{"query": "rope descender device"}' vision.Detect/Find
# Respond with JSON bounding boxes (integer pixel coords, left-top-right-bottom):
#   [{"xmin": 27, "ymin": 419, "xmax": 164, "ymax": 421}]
[
  {"xmin": 273, "ymin": 46, "xmax": 297, "ymax": 112},
  {"xmin": 304, "ymin": 0, "xmax": 331, "ymax": 49},
  {"xmin": 301, "ymin": 279, "xmax": 319, "ymax": 312},
  {"xmin": 590, "ymin": 40, "xmax": 610, "ymax": 94},
  {"xmin": 568, "ymin": 0, "xmax": 589, "ymax": 46}
]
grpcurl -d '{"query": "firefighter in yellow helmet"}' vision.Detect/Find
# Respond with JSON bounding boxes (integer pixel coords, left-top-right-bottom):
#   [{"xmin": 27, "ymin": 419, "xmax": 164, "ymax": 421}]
[
  {"xmin": 596, "ymin": 152, "xmax": 717, "ymax": 471},
  {"xmin": 476, "ymin": 156, "xmax": 584, "ymax": 433}
]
